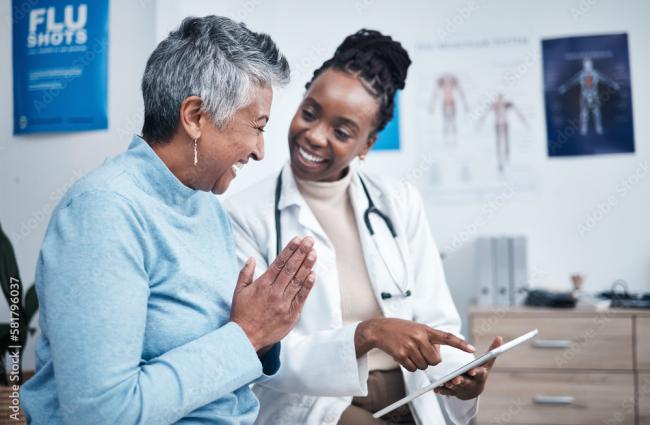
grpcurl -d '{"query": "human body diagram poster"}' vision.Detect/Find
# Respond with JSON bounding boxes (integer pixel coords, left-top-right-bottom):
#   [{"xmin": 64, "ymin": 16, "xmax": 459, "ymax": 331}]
[
  {"xmin": 411, "ymin": 36, "xmax": 541, "ymax": 202},
  {"xmin": 542, "ymin": 33, "xmax": 635, "ymax": 157}
]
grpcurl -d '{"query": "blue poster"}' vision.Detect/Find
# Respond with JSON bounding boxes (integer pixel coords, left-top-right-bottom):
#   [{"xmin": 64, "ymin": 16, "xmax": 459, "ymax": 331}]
[
  {"xmin": 374, "ymin": 92, "xmax": 400, "ymax": 151},
  {"xmin": 542, "ymin": 33, "xmax": 634, "ymax": 157},
  {"xmin": 12, "ymin": 0, "xmax": 109, "ymax": 134}
]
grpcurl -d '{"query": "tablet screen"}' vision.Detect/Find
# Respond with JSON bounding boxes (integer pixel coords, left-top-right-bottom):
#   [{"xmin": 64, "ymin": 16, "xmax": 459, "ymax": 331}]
[{"xmin": 373, "ymin": 329, "xmax": 539, "ymax": 419}]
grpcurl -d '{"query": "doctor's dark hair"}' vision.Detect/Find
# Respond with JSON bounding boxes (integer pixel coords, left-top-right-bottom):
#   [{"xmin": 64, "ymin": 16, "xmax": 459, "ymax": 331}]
[
  {"xmin": 305, "ymin": 29, "xmax": 411, "ymax": 134},
  {"xmin": 141, "ymin": 15, "xmax": 290, "ymax": 143}
]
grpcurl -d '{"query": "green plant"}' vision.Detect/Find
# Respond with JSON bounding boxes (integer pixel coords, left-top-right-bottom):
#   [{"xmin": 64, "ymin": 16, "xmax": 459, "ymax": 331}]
[{"xmin": 0, "ymin": 224, "xmax": 39, "ymax": 385}]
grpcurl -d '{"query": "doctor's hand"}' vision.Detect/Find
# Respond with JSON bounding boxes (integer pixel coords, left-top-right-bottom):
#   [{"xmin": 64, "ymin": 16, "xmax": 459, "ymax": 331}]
[
  {"xmin": 230, "ymin": 236, "xmax": 317, "ymax": 352},
  {"xmin": 434, "ymin": 336, "xmax": 503, "ymax": 400},
  {"xmin": 355, "ymin": 318, "xmax": 475, "ymax": 372}
]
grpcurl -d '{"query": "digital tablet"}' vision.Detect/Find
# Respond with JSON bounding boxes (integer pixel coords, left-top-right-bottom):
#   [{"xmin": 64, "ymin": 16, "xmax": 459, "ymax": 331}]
[{"xmin": 373, "ymin": 329, "xmax": 539, "ymax": 419}]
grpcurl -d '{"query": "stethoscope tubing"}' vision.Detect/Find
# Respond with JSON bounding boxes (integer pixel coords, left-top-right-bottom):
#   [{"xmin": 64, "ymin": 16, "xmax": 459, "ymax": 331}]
[{"xmin": 274, "ymin": 170, "xmax": 411, "ymax": 298}]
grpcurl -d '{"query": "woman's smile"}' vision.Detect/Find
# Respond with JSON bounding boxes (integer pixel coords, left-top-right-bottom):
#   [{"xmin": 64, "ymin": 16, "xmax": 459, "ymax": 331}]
[
  {"xmin": 231, "ymin": 159, "xmax": 248, "ymax": 176},
  {"xmin": 292, "ymin": 143, "xmax": 330, "ymax": 170}
]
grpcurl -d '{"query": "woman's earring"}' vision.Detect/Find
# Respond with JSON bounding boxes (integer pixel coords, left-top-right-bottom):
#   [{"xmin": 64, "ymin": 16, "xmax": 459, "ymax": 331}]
[{"xmin": 193, "ymin": 138, "xmax": 198, "ymax": 166}]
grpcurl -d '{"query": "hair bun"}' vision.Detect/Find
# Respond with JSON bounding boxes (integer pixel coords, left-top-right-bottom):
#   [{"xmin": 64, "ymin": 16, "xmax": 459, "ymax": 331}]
[
  {"xmin": 305, "ymin": 29, "xmax": 411, "ymax": 133},
  {"xmin": 334, "ymin": 29, "xmax": 411, "ymax": 91}
]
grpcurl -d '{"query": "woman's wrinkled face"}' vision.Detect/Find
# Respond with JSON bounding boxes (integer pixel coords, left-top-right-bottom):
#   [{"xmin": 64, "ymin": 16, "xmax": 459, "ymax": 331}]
[
  {"xmin": 288, "ymin": 69, "xmax": 379, "ymax": 182},
  {"xmin": 199, "ymin": 86, "xmax": 273, "ymax": 194}
]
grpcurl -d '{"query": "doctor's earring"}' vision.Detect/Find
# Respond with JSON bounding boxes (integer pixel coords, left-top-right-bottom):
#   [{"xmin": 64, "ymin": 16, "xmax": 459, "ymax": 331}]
[{"xmin": 193, "ymin": 138, "xmax": 198, "ymax": 166}]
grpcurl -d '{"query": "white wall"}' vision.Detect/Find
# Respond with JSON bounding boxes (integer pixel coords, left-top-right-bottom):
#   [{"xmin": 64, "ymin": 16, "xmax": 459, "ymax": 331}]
[
  {"xmin": 157, "ymin": 0, "xmax": 650, "ymax": 334},
  {"xmin": 1, "ymin": 0, "xmax": 649, "ymax": 370},
  {"xmin": 0, "ymin": 0, "xmax": 157, "ymax": 369}
]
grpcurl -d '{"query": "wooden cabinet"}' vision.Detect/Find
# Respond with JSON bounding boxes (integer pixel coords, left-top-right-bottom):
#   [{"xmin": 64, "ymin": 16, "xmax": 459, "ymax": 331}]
[
  {"xmin": 472, "ymin": 315, "xmax": 634, "ymax": 370},
  {"xmin": 479, "ymin": 372, "xmax": 634, "ymax": 425},
  {"xmin": 639, "ymin": 373, "xmax": 650, "ymax": 425},
  {"xmin": 470, "ymin": 308, "xmax": 649, "ymax": 425},
  {"xmin": 637, "ymin": 318, "xmax": 650, "ymax": 370}
]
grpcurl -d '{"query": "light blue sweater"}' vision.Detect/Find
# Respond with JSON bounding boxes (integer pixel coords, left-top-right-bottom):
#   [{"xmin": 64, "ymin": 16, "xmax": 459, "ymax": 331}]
[{"xmin": 21, "ymin": 136, "xmax": 280, "ymax": 424}]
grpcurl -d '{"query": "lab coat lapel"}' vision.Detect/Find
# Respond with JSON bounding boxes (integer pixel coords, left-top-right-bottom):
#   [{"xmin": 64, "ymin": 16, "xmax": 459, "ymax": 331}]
[
  {"xmin": 278, "ymin": 164, "xmax": 331, "ymax": 247},
  {"xmin": 278, "ymin": 164, "xmax": 340, "ymax": 325}
]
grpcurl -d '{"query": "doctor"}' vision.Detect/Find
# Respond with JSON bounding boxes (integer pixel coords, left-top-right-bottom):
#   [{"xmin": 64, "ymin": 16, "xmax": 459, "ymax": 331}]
[{"xmin": 226, "ymin": 29, "xmax": 501, "ymax": 425}]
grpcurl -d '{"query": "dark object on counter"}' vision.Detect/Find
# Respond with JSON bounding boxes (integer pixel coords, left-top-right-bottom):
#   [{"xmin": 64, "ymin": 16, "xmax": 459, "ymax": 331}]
[
  {"xmin": 598, "ymin": 279, "xmax": 635, "ymax": 300},
  {"xmin": 610, "ymin": 299, "xmax": 650, "ymax": 309},
  {"xmin": 598, "ymin": 279, "xmax": 650, "ymax": 309},
  {"xmin": 524, "ymin": 289, "xmax": 577, "ymax": 308}
]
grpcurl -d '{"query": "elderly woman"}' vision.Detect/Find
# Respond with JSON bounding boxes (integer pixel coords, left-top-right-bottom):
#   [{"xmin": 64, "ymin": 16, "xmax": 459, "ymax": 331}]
[{"xmin": 21, "ymin": 16, "xmax": 317, "ymax": 425}]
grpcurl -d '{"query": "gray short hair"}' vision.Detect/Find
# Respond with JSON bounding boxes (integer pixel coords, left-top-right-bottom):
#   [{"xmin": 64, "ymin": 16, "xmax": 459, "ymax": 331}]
[{"xmin": 141, "ymin": 15, "xmax": 290, "ymax": 143}]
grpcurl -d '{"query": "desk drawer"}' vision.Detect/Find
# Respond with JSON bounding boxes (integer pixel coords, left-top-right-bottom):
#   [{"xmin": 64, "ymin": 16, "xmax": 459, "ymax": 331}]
[
  {"xmin": 637, "ymin": 317, "xmax": 650, "ymax": 370},
  {"xmin": 475, "ymin": 371, "xmax": 635, "ymax": 425},
  {"xmin": 640, "ymin": 373, "xmax": 650, "ymax": 425},
  {"xmin": 471, "ymin": 315, "xmax": 633, "ymax": 370}
]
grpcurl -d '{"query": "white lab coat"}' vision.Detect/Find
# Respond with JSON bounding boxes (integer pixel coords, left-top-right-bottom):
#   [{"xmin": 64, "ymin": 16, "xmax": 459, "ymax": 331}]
[{"xmin": 224, "ymin": 163, "xmax": 478, "ymax": 425}]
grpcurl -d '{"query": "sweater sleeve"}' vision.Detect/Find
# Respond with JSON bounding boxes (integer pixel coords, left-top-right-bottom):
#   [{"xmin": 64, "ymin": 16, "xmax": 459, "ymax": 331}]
[{"xmin": 38, "ymin": 191, "xmax": 266, "ymax": 425}]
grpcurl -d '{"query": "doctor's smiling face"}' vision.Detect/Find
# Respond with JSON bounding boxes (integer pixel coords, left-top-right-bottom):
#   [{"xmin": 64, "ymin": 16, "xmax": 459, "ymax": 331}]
[{"xmin": 288, "ymin": 68, "xmax": 379, "ymax": 182}]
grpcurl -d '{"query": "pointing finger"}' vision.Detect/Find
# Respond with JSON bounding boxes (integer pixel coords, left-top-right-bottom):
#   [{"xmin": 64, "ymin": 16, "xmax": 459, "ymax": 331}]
[{"xmin": 428, "ymin": 329, "xmax": 475, "ymax": 354}]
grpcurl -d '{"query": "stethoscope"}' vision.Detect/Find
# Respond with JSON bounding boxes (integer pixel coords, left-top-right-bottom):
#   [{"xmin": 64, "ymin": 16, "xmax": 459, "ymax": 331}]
[{"xmin": 274, "ymin": 171, "xmax": 412, "ymax": 300}]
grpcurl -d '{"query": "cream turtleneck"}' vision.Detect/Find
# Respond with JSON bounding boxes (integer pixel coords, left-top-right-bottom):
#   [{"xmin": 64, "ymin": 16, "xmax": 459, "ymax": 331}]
[{"xmin": 295, "ymin": 171, "xmax": 398, "ymax": 371}]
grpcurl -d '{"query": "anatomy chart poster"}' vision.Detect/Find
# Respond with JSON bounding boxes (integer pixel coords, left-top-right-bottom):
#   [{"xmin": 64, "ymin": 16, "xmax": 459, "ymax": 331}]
[
  {"xmin": 542, "ymin": 33, "xmax": 635, "ymax": 157},
  {"xmin": 411, "ymin": 36, "xmax": 541, "ymax": 203}
]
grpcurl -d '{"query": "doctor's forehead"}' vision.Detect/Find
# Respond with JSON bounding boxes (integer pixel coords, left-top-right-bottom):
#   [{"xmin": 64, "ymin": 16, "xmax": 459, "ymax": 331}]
[{"xmin": 304, "ymin": 69, "xmax": 379, "ymax": 127}]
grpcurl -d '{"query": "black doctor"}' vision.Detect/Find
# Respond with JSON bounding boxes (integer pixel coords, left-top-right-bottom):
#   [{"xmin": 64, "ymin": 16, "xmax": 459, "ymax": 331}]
[{"xmin": 226, "ymin": 29, "xmax": 502, "ymax": 425}]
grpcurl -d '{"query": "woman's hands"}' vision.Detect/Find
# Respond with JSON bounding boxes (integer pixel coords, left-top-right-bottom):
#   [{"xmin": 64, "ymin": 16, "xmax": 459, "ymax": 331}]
[
  {"xmin": 433, "ymin": 336, "xmax": 502, "ymax": 400},
  {"xmin": 230, "ymin": 237, "xmax": 317, "ymax": 351},
  {"xmin": 355, "ymin": 318, "xmax": 475, "ymax": 372}
]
